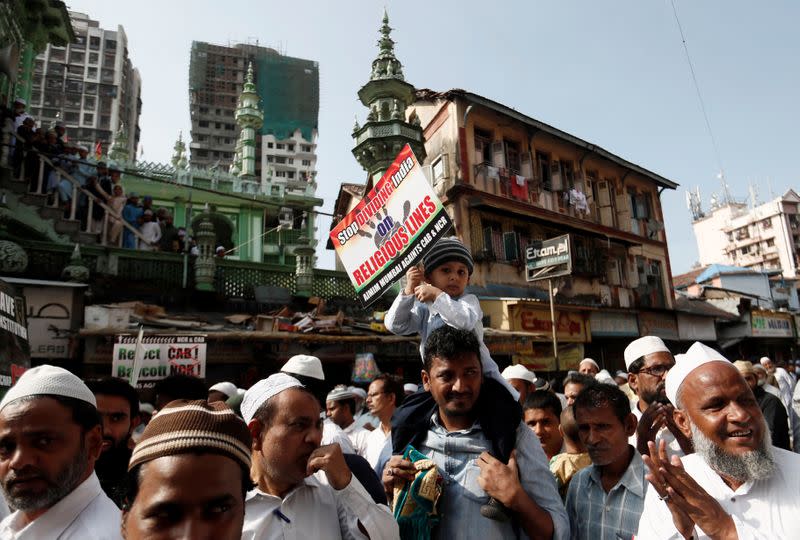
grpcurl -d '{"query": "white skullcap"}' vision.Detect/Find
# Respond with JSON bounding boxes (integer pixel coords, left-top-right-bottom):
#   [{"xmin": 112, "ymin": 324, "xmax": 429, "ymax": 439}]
[
  {"xmin": 501, "ymin": 364, "xmax": 537, "ymax": 384},
  {"xmin": 327, "ymin": 385, "xmax": 355, "ymax": 402},
  {"xmin": 209, "ymin": 381, "xmax": 238, "ymax": 399},
  {"xmin": 139, "ymin": 402, "xmax": 155, "ymax": 414},
  {"xmin": 0, "ymin": 365, "xmax": 96, "ymax": 411},
  {"xmin": 596, "ymin": 369, "xmax": 616, "ymax": 385},
  {"xmin": 76, "ymin": 144, "xmax": 88, "ymax": 152},
  {"xmin": 349, "ymin": 386, "xmax": 367, "ymax": 400},
  {"xmin": 13, "ymin": 97, "xmax": 25, "ymax": 105},
  {"xmin": 615, "ymin": 370, "xmax": 628, "ymax": 378},
  {"xmin": 665, "ymin": 342, "xmax": 730, "ymax": 406},
  {"xmin": 241, "ymin": 373, "xmax": 303, "ymax": 424},
  {"xmin": 759, "ymin": 357, "xmax": 772, "ymax": 365},
  {"xmin": 579, "ymin": 358, "xmax": 599, "ymax": 370},
  {"xmin": 403, "ymin": 383, "xmax": 419, "ymax": 394},
  {"xmin": 753, "ymin": 363, "xmax": 767, "ymax": 373},
  {"xmin": 281, "ymin": 354, "xmax": 324, "ymax": 381},
  {"xmin": 623, "ymin": 336, "xmax": 671, "ymax": 370}
]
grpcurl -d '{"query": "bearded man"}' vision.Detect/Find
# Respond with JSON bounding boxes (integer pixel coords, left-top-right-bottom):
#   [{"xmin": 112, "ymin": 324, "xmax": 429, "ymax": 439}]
[
  {"xmin": 637, "ymin": 342, "xmax": 800, "ymax": 539},
  {"xmin": 86, "ymin": 377, "xmax": 141, "ymax": 507},
  {"xmin": 624, "ymin": 336, "xmax": 692, "ymax": 457},
  {"xmin": 0, "ymin": 366, "xmax": 120, "ymax": 539}
]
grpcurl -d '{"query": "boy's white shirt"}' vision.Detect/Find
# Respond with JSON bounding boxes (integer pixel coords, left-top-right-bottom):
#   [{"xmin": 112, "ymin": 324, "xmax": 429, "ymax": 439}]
[{"xmin": 384, "ymin": 291, "xmax": 519, "ymax": 401}]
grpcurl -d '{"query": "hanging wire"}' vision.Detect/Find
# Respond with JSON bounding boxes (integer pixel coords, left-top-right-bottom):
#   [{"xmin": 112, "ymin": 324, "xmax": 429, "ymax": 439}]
[{"xmin": 670, "ymin": 0, "xmax": 730, "ymax": 201}]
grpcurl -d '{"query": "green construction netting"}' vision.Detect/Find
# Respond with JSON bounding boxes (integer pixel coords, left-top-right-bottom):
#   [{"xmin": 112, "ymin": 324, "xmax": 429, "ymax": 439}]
[
  {"xmin": 255, "ymin": 53, "xmax": 318, "ymax": 142},
  {"xmin": 188, "ymin": 41, "xmax": 208, "ymax": 91}
]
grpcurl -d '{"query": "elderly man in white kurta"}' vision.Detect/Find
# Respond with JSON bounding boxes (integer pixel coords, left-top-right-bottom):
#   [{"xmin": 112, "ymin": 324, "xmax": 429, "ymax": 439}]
[
  {"xmin": 241, "ymin": 373, "xmax": 398, "ymax": 540},
  {"xmin": 637, "ymin": 342, "xmax": 800, "ymax": 539},
  {"xmin": 0, "ymin": 365, "xmax": 121, "ymax": 539}
]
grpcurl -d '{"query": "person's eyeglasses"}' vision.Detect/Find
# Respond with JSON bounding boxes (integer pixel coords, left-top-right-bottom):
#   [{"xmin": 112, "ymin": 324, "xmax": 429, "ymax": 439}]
[{"xmin": 637, "ymin": 365, "xmax": 672, "ymax": 377}]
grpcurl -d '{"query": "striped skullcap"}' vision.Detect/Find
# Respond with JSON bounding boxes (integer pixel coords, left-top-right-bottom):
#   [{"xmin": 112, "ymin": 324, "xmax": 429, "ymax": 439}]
[
  {"xmin": 129, "ymin": 400, "xmax": 252, "ymax": 472},
  {"xmin": 422, "ymin": 237, "xmax": 474, "ymax": 275}
]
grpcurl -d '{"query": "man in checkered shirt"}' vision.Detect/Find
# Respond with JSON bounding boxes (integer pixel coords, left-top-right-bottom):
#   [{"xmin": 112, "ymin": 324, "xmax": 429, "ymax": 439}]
[{"xmin": 565, "ymin": 382, "xmax": 647, "ymax": 540}]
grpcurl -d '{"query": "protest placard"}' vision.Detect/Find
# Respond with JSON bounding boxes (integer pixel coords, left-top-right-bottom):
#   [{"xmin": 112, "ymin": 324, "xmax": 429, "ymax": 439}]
[
  {"xmin": 112, "ymin": 334, "xmax": 206, "ymax": 384},
  {"xmin": 0, "ymin": 280, "xmax": 30, "ymax": 399},
  {"xmin": 330, "ymin": 144, "xmax": 452, "ymax": 305}
]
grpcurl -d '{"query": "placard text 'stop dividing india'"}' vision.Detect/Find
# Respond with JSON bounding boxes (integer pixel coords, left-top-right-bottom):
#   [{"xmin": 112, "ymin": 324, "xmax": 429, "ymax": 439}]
[{"xmin": 334, "ymin": 152, "xmax": 415, "ymax": 248}]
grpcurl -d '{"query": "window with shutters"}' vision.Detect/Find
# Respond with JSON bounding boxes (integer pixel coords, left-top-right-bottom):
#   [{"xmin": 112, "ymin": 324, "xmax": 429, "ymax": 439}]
[
  {"xmin": 474, "ymin": 128, "xmax": 492, "ymax": 165},
  {"xmin": 536, "ymin": 152, "xmax": 552, "ymax": 190},
  {"xmin": 560, "ymin": 160, "xmax": 575, "ymax": 190},
  {"xmin": 481, "ymin": 220, "xmax": 503, "ymax": 259},
  {"xmin": 505, "ymin": 140, "xmax": 521, "ymax": 173}
]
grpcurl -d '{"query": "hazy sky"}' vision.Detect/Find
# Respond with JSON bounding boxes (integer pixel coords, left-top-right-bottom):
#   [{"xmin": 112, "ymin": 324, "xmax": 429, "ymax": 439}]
[{"xmin": 66, "ymin": 0, "xmax": 799, "ymax": 274}]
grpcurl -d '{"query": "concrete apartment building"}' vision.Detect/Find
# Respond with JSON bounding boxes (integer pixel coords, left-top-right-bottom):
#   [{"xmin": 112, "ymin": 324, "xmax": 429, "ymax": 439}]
[
  {"xmin": 28, "ymin": 11, "xmax": 141, "ymax": 158},
  {"xmin": 690, "ymin": 190, "xmax": 800, "ymax": 279},
  {"xmin": 188, "ymin": 41, "xmax": 319, "ymax": 196}
]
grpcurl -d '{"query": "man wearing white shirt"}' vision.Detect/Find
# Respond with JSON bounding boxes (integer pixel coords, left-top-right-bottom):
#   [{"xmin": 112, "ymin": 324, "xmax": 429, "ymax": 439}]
[
  {"xmin": 0, "ymin": 365, "xmax": 121, "ymax": 539},
  {"xmin": 624, "ymin": 336, "xmax": 692, "ymax": 457},
  {"xmin": 753, "ymin": 363, "xmax": 781, "ymax": 400},
  {"xmin": 760, "ymin": 357, "xmax": 793, "ymax": 412},
  {"xmin": 326, "ymin": 386, "xmax": 370, "ymax": 458},
  {"xmin": 637, "ymin": 342, "xmax": 800, "ymax": 539},
  {"xmin": 364, "ymin": 374, "xmax": 403, "ymax": 472},
  {"xmin": 240, "ymin": 373, "xmax": 398, "ymax": 540},
  {"xmin": 280, "ymin": 354, "xmax": 355, "ymax": 454}
]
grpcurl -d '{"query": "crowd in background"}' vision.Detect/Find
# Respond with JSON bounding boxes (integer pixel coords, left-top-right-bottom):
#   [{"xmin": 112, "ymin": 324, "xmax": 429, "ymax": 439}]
[{"xmin": 4, "ymin": 98, "xmax": 197, "ymax": 253}]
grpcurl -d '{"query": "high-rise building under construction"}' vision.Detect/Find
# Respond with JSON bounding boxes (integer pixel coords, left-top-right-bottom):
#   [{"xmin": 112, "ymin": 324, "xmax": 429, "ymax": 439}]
[{"xmin": 188, "ymin": 41, "xmax": 319, "ymax": 196}]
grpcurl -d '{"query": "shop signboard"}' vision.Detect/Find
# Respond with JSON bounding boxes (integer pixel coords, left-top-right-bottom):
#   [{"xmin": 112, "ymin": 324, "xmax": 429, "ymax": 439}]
[
  {"xmin": 509, "ymin": 305, "xmax": 588, "ymax": 343},
  {"xmin": 638, "ymin": 312, "xmax": 679, "ymax": 341},
  {"xmin": 589, "ymin": 312, "xmax": 639, "ymax": 337},
  {"xmin": 513, "ymin": 343, "xmax": 584, "ymax": 372},
  {"xmin": 677, "ymin": 313, "xmax": 717, "ymax": 342},
  {"xmin": 751, "ymin": 310, "xmax": 793, "ymax": 338},
  {"xmin": 525, "ymin": 234, "xmax": 572, "ymax": 282}
]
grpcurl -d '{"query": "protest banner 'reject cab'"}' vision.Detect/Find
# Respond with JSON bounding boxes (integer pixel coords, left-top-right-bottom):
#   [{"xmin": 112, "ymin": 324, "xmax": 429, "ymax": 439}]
[
  {"xmin": 330, "ymin": 144, "xmax": 452, "ymax": 306},
  {"xmin": 112, "ymin": 335, "xmax": 206, "ymax": 384}
]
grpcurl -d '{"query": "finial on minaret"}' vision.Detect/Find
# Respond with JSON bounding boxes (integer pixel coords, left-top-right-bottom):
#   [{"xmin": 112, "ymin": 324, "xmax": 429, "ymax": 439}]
[
  {"xmin": 371, "ymin": 8, "xmax": 404, "ymax": 81},
  {"xmin": 353, "ymin": 115, "xmax": 360, "ymax": 132},
  {"xmin": 246, "ymin": 62, "xmax": 254, "ymax": 84}
]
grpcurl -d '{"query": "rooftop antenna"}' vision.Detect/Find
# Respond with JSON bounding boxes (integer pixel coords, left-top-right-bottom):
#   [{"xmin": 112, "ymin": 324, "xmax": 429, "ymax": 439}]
[
  {"xmin": 716, "ymin": 170, "xmax": 733, "ymax": 205},
  {"xmin": 767, "ymin": 176, "xmax": 775, "ymax": 200},
  {"xmin": 686, "ymin": 186, "xmax": 704, "ymax": 220},
  {"xmin": 748, "ymin": 180, "xmax": 759, "ymax": 209}
]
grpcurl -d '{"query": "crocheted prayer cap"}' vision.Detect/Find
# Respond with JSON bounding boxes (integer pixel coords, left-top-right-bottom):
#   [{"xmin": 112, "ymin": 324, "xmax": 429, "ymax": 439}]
[
  {"xmin": 0, "ymin": 365, "xmax": 96, "ymax": 410},
  {"xmin": 422, "ymin": 237, "xmax": 474, "ymax": 275},
  {"xmin": 129, "ymin": 399, "xmax": 252, "ymax": 472}
]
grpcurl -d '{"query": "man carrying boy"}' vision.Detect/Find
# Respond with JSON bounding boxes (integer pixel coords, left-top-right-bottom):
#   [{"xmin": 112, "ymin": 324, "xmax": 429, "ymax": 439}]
[
  {"xmin": 384, "ymin": 237, "xmax": 522, "ymax": 520},
  {"xmin": 382, "ymin": 326, "xmax": 569, "ymax": 540}
]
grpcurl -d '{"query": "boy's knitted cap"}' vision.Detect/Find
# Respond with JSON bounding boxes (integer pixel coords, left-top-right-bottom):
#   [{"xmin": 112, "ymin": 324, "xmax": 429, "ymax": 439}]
[
  {"xmin": 422, "ymin": 237, "xmax": 474, "ymax": 275},
  {"xmin": 129, "ymin": 399, "xmax": 251, "ymax": 472}
]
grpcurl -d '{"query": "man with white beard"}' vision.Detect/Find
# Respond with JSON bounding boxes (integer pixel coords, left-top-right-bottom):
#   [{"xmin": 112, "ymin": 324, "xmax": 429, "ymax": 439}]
[{"xmin": 637, "ymin": 342, "xmax": 800, "ymax": 539}]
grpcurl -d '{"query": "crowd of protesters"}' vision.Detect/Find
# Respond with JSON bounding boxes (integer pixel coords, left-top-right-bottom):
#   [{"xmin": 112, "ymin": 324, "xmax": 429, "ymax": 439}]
[
  {"xmin": 0, "ymin": 237, "xmax": 799, "ymax": 539},
  {"xmin": 5, "ymin": 98, "xmax": 194, "ymax": 253}
]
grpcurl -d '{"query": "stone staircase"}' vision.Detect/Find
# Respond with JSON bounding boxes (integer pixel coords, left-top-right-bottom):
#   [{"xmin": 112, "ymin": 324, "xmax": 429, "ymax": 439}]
[{"xmin": 0, "ymin": 165, "xmax": 101, "ymax": 245}]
